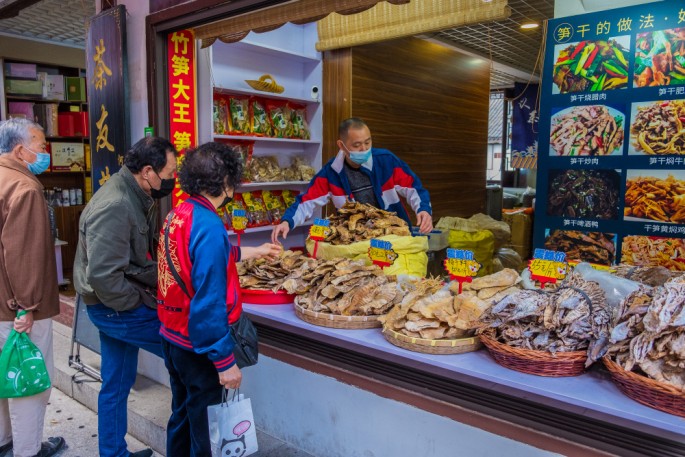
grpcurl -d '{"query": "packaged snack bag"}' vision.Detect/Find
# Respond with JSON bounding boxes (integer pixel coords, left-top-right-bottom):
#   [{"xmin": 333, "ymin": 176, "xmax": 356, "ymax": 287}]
[
  {"xmin": 228, "ymin": 95, "xmax": 250, "ymax": 134},
  {"xmin": 263, "ymin": 190, "xmax": 286, "ymax": 224},
  {"xmin": 243, "ymin": 191, "xmax": 271, "ymax": 227},
  {"xmin": 282, "ymin": 189, "xmax": 299, "ymax": 208},
  {"xmin": 213, "ymin": 97, "xmax": 229, "ymax": 135},
  {"xmin": 288, "ymin": 102, "xmax": 310, "ymax": 139},
  {"xmin": 230, "ymin": 194, "xmax": 247, "ymax": 231},
  {"xmin": 266, "ymin": 100, "xmax": 292, "ymax": 138},
  {"xmin": 250, "ymin": 97, "xmax": 271, "ymax": 136}
]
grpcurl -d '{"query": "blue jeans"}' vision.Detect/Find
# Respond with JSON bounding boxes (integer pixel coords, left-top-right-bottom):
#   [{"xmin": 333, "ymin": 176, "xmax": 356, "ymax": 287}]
[
  {"xmin": 86, "ymin": 303, "xmax": 163, "ymax": 457},
  {"xmin": 162, "ymin": 339, "xmax": 223, "ymax": 457}
]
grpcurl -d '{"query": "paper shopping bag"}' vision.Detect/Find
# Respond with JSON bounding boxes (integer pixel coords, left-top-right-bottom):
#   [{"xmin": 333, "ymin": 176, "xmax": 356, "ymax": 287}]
[{"xmin": 208, "ymin": 390, "xmax": 258, "ymax": 457}]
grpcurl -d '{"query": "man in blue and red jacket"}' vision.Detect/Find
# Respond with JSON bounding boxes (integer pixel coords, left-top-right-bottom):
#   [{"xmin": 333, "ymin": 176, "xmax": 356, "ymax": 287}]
[{"xmin": 272, "ymin": 117, "xmax": 433, "ymax": 243}]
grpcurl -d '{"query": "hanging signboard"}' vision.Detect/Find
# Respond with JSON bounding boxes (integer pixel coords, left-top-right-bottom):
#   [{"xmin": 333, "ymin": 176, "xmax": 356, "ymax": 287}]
[
  {"xmin": 534, "ymin": 0, "xmax": 685, "ymax": 271},
  {"xmin": 167, "ymin": 29, "xmax": 198, "ymax": 207},
  {"xmin": 86, "ymin": 5, "xmax": 130, "ymax": 194}
]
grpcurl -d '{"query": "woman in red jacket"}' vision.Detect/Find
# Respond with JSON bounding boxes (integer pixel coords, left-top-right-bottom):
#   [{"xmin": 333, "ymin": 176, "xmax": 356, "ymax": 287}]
[{"xmin": 157, "ymin": 142, "xmax": 280, "ymax": 457}]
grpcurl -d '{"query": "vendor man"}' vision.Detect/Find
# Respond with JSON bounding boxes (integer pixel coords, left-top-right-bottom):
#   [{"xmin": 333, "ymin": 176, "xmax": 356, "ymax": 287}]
[{"xmin": 272, "ymin": 118, "xmax": 433, "ymax": 243}]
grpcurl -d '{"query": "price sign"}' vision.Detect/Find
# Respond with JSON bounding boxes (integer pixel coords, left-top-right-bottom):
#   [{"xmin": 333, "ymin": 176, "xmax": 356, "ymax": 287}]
[
  {"xmin": 444, "ymin": 249, "xmax": 481, "ymax": 293},
  {"xmin": 528, "ymin": 248, "xmax": 568, "ymax": 289},
  {"xmin": 232, "ymin": 209, "xmax": 248, "ymax": 232},
  {"xmin": 309, "ymin": 218, "xmax": 331, "ymax": 241},
  {"xmin": 368, "ymin": 239, "xmax": 397, "ymax": 269}
]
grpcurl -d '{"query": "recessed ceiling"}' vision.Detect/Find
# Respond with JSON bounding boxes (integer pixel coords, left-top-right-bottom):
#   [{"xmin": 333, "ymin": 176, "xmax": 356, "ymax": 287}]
[
  {"xmin": 0, "ymin": 0, "xmax": 554, "ymax": 87},
  {"xmin": 0, "ymin": 0, "xmax": 95, "ymax": 48},
  {"xmin": 431, "ymin": 0, "xmax": 555, "ymax": 88}
]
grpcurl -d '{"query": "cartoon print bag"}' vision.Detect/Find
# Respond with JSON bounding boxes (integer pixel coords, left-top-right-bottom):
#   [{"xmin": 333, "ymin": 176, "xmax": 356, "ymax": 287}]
[
  {"xmin": 0, "ymin": 310, "xmax": 51, "ymax": 398},
  {"xmin": 208, "ymin": 389, "xmax": 258, "ymax": 457}
]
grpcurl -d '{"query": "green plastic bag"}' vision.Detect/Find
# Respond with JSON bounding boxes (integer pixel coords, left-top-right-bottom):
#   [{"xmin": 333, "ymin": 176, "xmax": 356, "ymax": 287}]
[{"xmin": 0, "ymin": 310, "xmax": 51, "ymax": 398}]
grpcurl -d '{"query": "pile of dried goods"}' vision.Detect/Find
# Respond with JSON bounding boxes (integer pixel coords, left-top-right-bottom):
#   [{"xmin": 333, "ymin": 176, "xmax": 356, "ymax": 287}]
[
  {"xmin": 606, "ymin": 279, "xmax": 685, "ymax": 391},
  {"xmin": 238, "ymin": 250, "xmax": 307, "ymax": 291},
  {"xmin": 478, "ymin": 273, "xmax": 612, "ymax": 365},
  {"xmin": 613, "ymin": 264, "xmax": 678, "ymax": 287},
  {"xmin": 380, "ymin": 270, "xmax": 521, "ymax": 340},
  {"xmin": 282, "ymin": 257, "xmax": 400, "ymax": 316},
  {"xmin": 324, "ymin": 201, "xmax": 411, "ymax": 245}
]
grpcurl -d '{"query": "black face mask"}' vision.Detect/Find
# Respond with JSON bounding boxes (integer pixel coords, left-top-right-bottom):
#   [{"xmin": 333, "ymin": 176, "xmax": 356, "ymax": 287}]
[
  {"xmin": 151, "ymin": 177, "xmax": 175, "ymax": 199},
  {"xmin": 218, "ymin": 194, "xmax": 233, "ymax": 209}
]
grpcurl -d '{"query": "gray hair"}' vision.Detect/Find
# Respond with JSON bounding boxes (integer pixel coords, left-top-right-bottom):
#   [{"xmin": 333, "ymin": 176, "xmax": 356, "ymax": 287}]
[{"xmin": 0, "ymin": 118, "xmax": 43, "ymax": 155}]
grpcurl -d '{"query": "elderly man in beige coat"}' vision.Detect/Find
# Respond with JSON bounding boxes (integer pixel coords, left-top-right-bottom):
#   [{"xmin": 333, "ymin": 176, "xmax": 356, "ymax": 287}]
[{"xmin": 0, "ymin": 118, "xmax": 65, "ymax": 457}]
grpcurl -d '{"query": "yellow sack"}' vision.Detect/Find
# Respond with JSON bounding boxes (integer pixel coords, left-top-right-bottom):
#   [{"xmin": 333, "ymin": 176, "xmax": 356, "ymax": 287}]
[
  {"xmin": 306, "ymin": 235, "xmax": 428, "ymax": 277},
  {"xmin": 447, "ymin": 230, "xmax": 495, "ymax": 276}
]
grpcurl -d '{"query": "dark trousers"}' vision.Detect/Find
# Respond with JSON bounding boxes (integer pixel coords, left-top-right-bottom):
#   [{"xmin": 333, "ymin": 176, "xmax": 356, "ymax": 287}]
[{"xmin": 162, "ymin": 339, "xmax": 223, "ymax": 457}]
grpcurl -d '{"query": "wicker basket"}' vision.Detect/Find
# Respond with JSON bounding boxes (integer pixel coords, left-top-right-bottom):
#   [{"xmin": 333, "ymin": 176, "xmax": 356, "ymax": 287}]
[
  {"xmin": 245, "ymin": 74, "xmax": 284, "ymax": 94},
  {"xmin": 382, "ymin": 328, "xmax": 481, "ymax": 355},
  {"xmin": 603, "ymin": 356, "xmax": 685, "ymax": 418},
  {"xmin": 479, "ymin": 330, "xmax": 588, "ymax": 377},
  {"xmin": 294, "ymin": 303, "xmax": 383, "ymax": 329}
]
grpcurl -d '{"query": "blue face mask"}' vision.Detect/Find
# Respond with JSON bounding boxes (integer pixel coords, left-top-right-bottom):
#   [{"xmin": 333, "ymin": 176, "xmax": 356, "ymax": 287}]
[
  {"xmin": 23, "ymin": 146, "xmax": 51, "ymax": 175},
  {"xmin": 348, "ymin": 147, "xmax": 372, "ymax": 165}
]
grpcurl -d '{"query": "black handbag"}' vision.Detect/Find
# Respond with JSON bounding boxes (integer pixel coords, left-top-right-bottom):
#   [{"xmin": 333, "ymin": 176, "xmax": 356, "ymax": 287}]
[{"xmin": 163, "ymin": 212, "xmax": 258, "ymax": 368}]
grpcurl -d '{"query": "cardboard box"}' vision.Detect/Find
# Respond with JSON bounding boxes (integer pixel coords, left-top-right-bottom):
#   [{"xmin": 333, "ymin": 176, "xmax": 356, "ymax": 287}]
[
  {"xmin": 4, "ymin": 62, "xmax": 37, "ymax": 79},
  {"xmin": 8, "ymin": 102, "xmax": 34, "ymax": 119},
  {"xmin": 65, "ymin": 77, "xmax": 86, "ymax": 101},
  {"xmin": 58, "ymin": 112, "xmax": 88, "ymax": 137},
  {"xmin": 502, "ymin": 210, "xmax": 532, "ymax": 260},
  {"xmin": 4, "ymin": 79, "xmax": 43, "ymax": 96},
  {"xmin": 46, "ymin": 75, "xmax": 65, "ymax": 100},
  {"xmin": 51, "ymin": 142, "xmax": 85, "ymax": 171}
]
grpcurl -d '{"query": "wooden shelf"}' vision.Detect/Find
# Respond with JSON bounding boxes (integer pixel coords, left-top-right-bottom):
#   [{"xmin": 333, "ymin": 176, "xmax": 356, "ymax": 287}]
[
  {"xmin": 213, "ymin": 134, "xmax": 319, "ymax": 144},
  {"xmin": 238, "ymin": 181, "xmax": 309, "ymax": 189},
  {"xmin": 213, "ymin": 86, "xmax": 320, "ymax": 105}
]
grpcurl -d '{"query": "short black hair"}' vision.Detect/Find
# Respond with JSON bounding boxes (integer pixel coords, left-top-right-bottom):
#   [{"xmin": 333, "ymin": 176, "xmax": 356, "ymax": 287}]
[
  {"xmin": 124, "ymin": 137, "xmax": 177, "ymax": 174},
  {"xmin": 338, "ymin": 117, "xmax": 368, "ymax": 140},
  {"xmin": 179, "ymin": 142, "xmax": 243, "ymax": 197}
]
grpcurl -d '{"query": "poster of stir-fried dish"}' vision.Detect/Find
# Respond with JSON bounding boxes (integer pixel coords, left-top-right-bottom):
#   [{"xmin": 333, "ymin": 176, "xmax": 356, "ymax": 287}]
[{"xmin": 534, "ymin": 0, "xmax": 685, "ymax": 269}]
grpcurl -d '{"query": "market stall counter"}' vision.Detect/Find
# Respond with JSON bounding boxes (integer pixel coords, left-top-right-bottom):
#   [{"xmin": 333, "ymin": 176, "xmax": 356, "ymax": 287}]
[{"xmin": 244, "ymin": 302, "xmax": 685, "ymax": 457}]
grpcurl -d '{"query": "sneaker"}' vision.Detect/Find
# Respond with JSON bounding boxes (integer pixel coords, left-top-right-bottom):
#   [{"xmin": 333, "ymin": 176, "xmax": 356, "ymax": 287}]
[
  {"xmin": 30, "ymin": 436, "xmax": 66, "ymax": 457},
  {"xmin": 130, "ymin": 449, "xmax": 153, "ymax": 457},
  {"xmin": 0, "ymin": 440, "xmax": 12, "ymax": 457}
]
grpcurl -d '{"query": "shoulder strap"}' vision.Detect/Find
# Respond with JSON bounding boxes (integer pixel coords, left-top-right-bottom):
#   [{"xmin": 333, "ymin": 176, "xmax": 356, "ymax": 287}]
[{"xmin": 164, "ymin": 211, "xmax": 192, "ymax": 299}]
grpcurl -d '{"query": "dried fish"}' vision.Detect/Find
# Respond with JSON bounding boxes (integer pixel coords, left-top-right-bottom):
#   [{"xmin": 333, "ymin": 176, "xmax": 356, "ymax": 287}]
[
  {"xmin": 324, "ymin": 201, "xmax": 411, "ymax": 245},
  {"xmin": 238, "ymin": 250, "xmax": 307, "ymax": 292}
]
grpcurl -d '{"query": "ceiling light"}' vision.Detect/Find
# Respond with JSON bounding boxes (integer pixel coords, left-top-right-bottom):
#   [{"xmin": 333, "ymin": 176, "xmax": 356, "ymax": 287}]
[{"xmin": 521, "ymin": 22, "xmax": 539, "ymax": 30}]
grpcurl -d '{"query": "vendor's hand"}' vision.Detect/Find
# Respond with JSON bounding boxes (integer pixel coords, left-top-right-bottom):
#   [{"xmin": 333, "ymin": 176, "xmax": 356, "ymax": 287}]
[
  {"xmin": 416, "ymin": 211, "xmax": 433, "ymax": 234},
  {"xmin": 219, "ymin": 364, "xmax": 242, "ymax": 390},
  {"xmin": 271, "ymin": 221, "xmax": 290, "ymax": 244},
  {"xmin": 14, "ymin": 310, "xmax": 34, "ymax": 334},
  {"xmin": 256, "ymin": 242, "xmax": 282, "ymax": 259}
]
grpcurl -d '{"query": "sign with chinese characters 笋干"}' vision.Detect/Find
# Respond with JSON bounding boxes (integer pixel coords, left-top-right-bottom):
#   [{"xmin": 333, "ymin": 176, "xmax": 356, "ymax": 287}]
[
  {"xmin": 444, "ymin": 249, "xmax": 481, "ymax": 293},
  {"xmin": 168, "ymin": 29, "xmax": 198, "ymax": 207},
  {"xmin": 534, "ymin": 0, "xmax": 685, "ymax": 273}
]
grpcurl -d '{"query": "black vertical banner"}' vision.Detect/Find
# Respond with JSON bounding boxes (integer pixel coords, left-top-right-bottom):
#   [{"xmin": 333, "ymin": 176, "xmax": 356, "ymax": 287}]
[{"xmin": 86, "ymin": 5, "xmax": 130, "ymax": 194}]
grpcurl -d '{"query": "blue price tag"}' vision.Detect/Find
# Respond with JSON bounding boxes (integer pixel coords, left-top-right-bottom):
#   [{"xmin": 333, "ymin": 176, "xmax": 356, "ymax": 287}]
[
  {"xmin": 314, "ymin": 218, "xmax": 330, "ymax": 227},
  {"xmin": 232, "ymin": 209, "xmax": 246, "ymax": 217}
]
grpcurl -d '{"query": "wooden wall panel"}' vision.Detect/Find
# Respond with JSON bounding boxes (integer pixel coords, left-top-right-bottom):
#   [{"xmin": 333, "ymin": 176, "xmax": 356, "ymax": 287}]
[
  {"xmin": 322, "ymin": 48, "xmax": 352, "ymax": 163},
  {"xmin": 350, "ymin": 37, "xmax": 490, "ymax": 221}
]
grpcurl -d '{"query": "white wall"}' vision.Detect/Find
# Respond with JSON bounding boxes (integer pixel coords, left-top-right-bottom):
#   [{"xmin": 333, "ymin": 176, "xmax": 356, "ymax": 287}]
[{"xmin": 554, "ymin": 0, "xmax": 662, "ymax": 18}]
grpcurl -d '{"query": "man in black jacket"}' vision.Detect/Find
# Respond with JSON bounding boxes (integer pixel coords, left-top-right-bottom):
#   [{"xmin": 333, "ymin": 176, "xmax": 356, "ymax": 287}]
[{"xmin": 74, "ymin": 137, "xmax": 177, "ymax": 457}]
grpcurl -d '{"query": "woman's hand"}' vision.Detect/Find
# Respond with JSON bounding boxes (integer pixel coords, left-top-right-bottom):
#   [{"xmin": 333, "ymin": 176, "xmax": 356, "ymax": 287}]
[
  {"xmin": 240, "ymin": 243, "xmax": 283, "ymax": 260},
  {"xmin": 219, "ymin": 364, "xmax": 242, "ymax": 389}
]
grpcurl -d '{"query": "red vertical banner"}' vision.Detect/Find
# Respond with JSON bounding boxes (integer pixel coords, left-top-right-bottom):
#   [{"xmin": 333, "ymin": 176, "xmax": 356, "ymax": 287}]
[{"xmin": 167, "ymin": 29, "xmax": 197, "ymax": 207}]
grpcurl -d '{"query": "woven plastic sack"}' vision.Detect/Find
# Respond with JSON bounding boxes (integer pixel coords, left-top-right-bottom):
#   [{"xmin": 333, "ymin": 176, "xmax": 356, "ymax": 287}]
[
  {"xmin": 306, "ymin": 235, "xmax": 428, "ymax": 277},
  {"xmin": 437, "ymin": 214, "xmax": 510, "ymax": 251},
  {"xmin": 0, "ymin": 311, "xmax": 51, "ymax": 398},
  {"xmin": 447, "ymin": 229, "xmax": 495, "ymax": 276}
]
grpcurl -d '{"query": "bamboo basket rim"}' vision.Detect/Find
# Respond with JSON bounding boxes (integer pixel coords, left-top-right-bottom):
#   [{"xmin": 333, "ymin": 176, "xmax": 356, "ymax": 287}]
[
  {"xmin": 602, "ymin": 355, "xmax": 685, "ymax": 418},
  {"xmin": 382, "ymin": 327, "xmax": 482, "ymax": 355},
  {"xmin": 479, "ymin": 329, "xmax": 588, "ymax": 377},
  {"xmin": 293, "ymin": 303, "xmax": 384, "ymax": 329}
]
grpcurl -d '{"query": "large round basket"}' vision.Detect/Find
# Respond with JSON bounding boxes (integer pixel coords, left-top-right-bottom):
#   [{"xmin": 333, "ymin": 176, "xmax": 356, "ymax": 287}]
[
  {"xmin": 294, "ymin": 303, "xmax": 383, "ymax": 329},
  {"xmin": 382, "ymin": 328, "xmax": 481, "ymax": 355},
  {"xmin": 479, "ymin": 331, "xmax": 587, "ymax": 377},
  {"xmin": 603, "ymin": 356, "xmax": 685, "ymax": 418}
]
